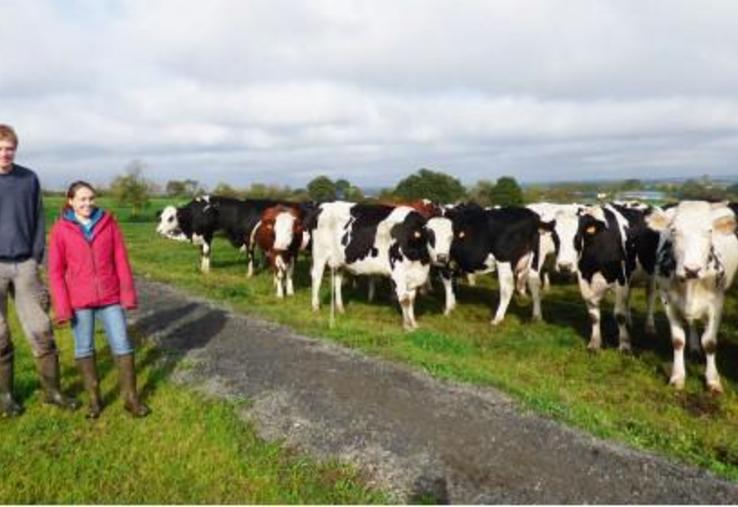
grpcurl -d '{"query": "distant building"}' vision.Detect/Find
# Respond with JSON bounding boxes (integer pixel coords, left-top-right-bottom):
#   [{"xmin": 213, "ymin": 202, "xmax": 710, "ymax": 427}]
[{"xmin": 615, "ymin": 190, "xmax": 667, "ymax": 202}]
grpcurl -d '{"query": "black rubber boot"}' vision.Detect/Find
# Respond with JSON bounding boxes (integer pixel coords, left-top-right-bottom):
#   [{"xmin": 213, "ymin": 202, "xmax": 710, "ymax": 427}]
[
  {"xmin": 0, "ymin": 348, "xmax": 22, "ymax": 417},
  {"xmin": 76, "ymin": 355, "xmax": 102, "ymax": 419},
  {"xmin": 116, "ymin": 353, "xmax": 150, "ymax": 418},
  {"xmin": 35, "ymin": 353, "xmax": 81, "ymax": 410}
]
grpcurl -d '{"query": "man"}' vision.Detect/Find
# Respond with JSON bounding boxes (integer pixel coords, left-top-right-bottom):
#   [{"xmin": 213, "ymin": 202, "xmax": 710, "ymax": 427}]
[{"xmin": 0, "ymin": 124, "xmax": 79, "ymax": 416}]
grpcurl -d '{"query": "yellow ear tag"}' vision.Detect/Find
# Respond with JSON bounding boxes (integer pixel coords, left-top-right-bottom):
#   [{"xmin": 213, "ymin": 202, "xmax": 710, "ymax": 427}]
[
  {"xmin": 459, "ymin": 231, "xmax": 465, "ymax": 239},
  {"xmin": 414, "ymin": 231, "xmax": 421, "ymax": 239},
  {"xmin": 586, "ymin": 225, "xmax": 597, "ymax": 235}
]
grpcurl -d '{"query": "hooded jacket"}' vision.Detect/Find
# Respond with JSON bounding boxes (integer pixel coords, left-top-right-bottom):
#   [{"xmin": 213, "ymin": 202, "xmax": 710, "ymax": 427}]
[{"xmin": 48, "ymin": 210, "xmax": 137, "ymax": 323}]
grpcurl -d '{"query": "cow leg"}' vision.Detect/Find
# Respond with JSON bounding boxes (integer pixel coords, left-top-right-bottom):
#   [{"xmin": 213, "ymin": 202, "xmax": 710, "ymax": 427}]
[
  {"xmin": 285, "ymin": 258, "xmax": 295, "ymax": 297},
  {"xmin": 367, "ymin": 277, "xmax": 376, "ymax": 302},
  {"xmin": 246, "ymin": 252, "xmax": 254, "ymax": 278},
  {"xmin": 614, "ymin": 282, "xmax": 632, "ymax": 352},
  {"xmin": 663, "ymin": 301, "xmax": 687, "ymax": 389},
  {"xmin": 274, "ymin": 256, "xmax": 285, "ymax": 299},
  {"xmin": 311, "ymin": 258, "xmax": 327, "ymax": 311},
  {"xmin": 578, "ymin": 275, "xmax": 605, "ymax": 351},
  {"xmin": 200, "ymin": 243, "xmax": 211, "ymax": 273},
  {"xmin": 441, "ymin": 273, "xmax": 456, "ymax": 316},
  {"xmin": 527, "ymin": 272, "xmax": 543, "ymax": 321},
  {"xmin": 702, "ymin": 297, "xmax": 724, "ymax": 393},
  {"xmin": 644, "ymin": 276, "xmax": 657, "ymax": 335},
  {"xmin": 334, "ymin": 271, "xmax": 345, "ymax": 313},
  {"xmin": 394, "ymin": 279, "xmax": 416, "ymax": 331},
  {"xmin": 688, "ymin": 325, "xmax": 701, "ymax": 355},
  {"xmin": 492, "ymin": 263, "xmax": 514, "ymax": 326},
  {"xmin": 400, "ymin": 287, "xmax": 419, "ymax": 330},
  {"xmin": 543, "ymin": 271, "xmax": 551, "ymax": 292},
  {"xmin": 275, "ymin": 271, "xmax": 284, "ymax": 298},
  {"xmin": 466, "ymin": 273, "xmax": 476, "ymax": 286}
]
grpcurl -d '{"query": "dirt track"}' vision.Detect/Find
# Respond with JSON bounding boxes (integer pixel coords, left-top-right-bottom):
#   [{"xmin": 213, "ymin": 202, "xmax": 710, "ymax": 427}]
[{"xmin": 129, "ymin": 278, "xmax": 738, "ymax": 504}]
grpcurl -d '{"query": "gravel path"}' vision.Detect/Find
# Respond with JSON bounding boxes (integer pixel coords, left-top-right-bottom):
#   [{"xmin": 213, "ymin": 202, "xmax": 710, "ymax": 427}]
[{"xmin": 129, "ymin": 278, "xmax": 738, "ymax": 504}]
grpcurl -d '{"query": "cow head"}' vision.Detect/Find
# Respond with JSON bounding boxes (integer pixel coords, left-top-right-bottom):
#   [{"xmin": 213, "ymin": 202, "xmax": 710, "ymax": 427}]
[
  {"xmin": 574, "ymin": 206, "xmax": 608, "ymax": 255},
  {"xmin": 156, "ymin": 205, "xmax": 190, "ymax": 241},
  {"xmin": 552, "ymin": 206, "xmax": 582, "ymax": 273},
  {"xmin": 647, "ymin": 201, "xmax": 736, "ymax": 281},
  {"xmin": 390, "ymin": 211, "xmax": 431, "ymax": 264},
  {"xmin": 426, "ymin": 216, "xmax": 454, "ymax": 265}
]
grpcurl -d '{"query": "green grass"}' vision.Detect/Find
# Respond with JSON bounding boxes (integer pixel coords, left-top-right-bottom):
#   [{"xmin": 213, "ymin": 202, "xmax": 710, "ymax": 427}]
[
  {"xmin": 44, "ymin": 197, "xmax": 738, "ymax": 483},
  {"xmin": 0, "ymin": 308, "xmax": 388, "ymax": 504}
]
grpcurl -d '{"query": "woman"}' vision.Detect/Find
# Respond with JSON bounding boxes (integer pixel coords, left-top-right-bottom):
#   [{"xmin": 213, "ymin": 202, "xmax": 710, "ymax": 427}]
[{"xmin": 49, "ymin": 181, "xmax": 150, "ymax": 418}]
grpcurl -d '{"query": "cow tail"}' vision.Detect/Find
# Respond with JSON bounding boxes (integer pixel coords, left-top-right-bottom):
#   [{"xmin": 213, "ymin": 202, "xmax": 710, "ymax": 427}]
[
  {"xmin": 532, "ymin": 225, "xmax": 542, "ymax": 271},
  {"xmin": 249, "ymin": 221, "xmax": 262, "ymax": 249}
]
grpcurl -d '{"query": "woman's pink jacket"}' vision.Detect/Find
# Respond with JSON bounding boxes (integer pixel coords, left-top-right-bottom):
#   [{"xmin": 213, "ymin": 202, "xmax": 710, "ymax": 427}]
[{"xmin": 48, "ymin": 212, "xmax": 137, "ymax": 323}]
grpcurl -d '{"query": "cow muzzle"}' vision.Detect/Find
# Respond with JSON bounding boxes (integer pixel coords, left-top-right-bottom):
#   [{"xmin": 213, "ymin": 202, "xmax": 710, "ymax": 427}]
[
  {"xmin": 435, "ymin": 253, "xmax": 449, "ymax": 265},
  {"xmin": 678, "ymin": 265, "xmax": 702, "ymax": 281}
]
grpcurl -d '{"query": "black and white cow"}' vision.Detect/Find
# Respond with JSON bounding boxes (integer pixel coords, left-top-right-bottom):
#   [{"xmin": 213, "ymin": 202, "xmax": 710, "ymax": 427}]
[
  {"xmin": 308, "ymin": 202, "xmax": 432, "ymax": 330},
  {"xmin": 445, "ymin": 204, "xmax": 543, "ymax": 324},
  {"xmin": 647, "ymin": 201, "xmax": 738, "ymax": 393},
  {"xmin": 156, "ymin": 196, "xmax": 288, "ymax": 274},
  {"xmin": 574, "ymin": 203, "xmax": 661, "ymax": 352},
  {"xmin": 526, "ymin": 202, "xmax": 583, "ymax": 290}
]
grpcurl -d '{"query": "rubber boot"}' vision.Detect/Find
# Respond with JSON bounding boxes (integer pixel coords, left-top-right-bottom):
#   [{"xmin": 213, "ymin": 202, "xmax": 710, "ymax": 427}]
[
  {"xmin": 0, "ymin": 349, "xmax": 22, "ymax": 417},
  {"xmin": 76, "ymin": 355, "xmax": 102, "ymax": 419},
  {"xmin": 35, "ymin": 353, "xmax": 81, "ymax": 410},
  {"xmin": 116, "ymin": 353, "xmax": 150, "ymax": 418}
]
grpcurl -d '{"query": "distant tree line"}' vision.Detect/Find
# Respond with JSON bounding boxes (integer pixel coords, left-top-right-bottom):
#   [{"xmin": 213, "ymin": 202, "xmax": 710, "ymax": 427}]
[{"xmin": 46, "ymin": 161, "xmax": 738, "ymax": 214}]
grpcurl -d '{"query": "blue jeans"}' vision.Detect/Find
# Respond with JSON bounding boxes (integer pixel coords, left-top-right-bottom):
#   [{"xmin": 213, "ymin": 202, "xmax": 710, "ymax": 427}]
[{"xmin": 72, "ymin": 304, "xmax": 133, "ymax": 358}]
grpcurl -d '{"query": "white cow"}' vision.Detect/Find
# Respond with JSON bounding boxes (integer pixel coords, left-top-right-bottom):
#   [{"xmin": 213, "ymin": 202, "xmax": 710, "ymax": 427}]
[{"xmin": 647, "ymin": 201, "xmax": 738, "ymax": 393}]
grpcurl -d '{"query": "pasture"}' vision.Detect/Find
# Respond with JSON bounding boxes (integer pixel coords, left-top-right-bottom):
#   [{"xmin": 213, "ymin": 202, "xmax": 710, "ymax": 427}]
[{"xmin": 46, "ymin": 197, "xmax": 738, "ymax": 482}]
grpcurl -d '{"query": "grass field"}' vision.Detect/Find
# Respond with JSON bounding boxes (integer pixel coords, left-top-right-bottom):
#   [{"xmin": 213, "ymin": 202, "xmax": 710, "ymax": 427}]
[{"xmin": 39, "ymin": 197, "xmax": 738, "ymax": 484}]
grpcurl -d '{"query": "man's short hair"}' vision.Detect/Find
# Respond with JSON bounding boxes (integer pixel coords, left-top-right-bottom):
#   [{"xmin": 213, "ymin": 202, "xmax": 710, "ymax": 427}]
[{"xmin": 0, "ymin": 125, "xmax": 18, "ymax": 147}]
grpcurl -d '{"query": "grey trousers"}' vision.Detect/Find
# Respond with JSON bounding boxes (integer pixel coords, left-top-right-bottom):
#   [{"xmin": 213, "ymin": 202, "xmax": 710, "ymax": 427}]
[{"xmin": 0, "ymin": 259, "xmax": 56, "ymax": 359}]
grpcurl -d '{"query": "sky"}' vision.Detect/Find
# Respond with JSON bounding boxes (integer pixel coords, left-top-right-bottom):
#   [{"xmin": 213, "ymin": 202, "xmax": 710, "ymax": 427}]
[{"xmin": 4, "ymin": 0, "xmax": 738, "ymax": 190}]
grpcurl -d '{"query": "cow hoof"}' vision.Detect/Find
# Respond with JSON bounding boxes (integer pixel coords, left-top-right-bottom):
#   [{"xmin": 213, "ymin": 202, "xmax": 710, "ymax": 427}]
[
  {"xmin": 707, "ymin": 381, "xmax": 723, "ymax": 395},
  {"xmin": 490, "ymin": 318, "xmax": 503, "ymax": 326},
  {"xmin": 586, "ymin": 342, "xmax": 601, "ymax": 353},
  {"xmin": 644, "ymin": 323, "xmax": 656, "ymax": 336},
  {"xmin": 618, "ymin": 344, "xmax": 632, "ymax": 354},
  {"xmin": 336, "ymin": 306, "xmax": 345, "ymax": 314},
  {"xmin": 532, "ymin": 314, "xmax": 543, "ymax": 322},
  {"xmin": 669, "ymin": 376, "xmax": 685, "ymax": 390},
  {"xmin": 312, "ymin": 305, "xmax": 320, "ymax": 312}
]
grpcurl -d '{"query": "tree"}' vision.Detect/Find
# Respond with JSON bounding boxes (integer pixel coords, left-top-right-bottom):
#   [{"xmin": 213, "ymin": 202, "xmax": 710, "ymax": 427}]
[
  {"xmin": 335, "ymin": 179, "xmax": 351, "ymax": 200},
  {"xmin": 488, "ymin": 176, "xmax": 524, "ymax": 206},
  {"xmin": 393, "ymin": 168, "xmax": 466, "ymax": 203},
  {"xmin": 307, "ymin": 175, "xmax": 337, "ymax": 202},
  {"xmin": 468, "ymin": 180, "xmax": 497, "ymax": 206},
  {"xmin": 678, "ymin": 177, "xmax": 727, "ymax": 201},
  {"xmin": 165, "ymin": 180, "xmax": 186, "ymax": 197},
  {"xmin": 165, "ymin": 179, "xmax": 205, "ymax": 198},
  {"xmin": 212, "ymin": 182, "xmax": 241, "ymax": 198},
  {"xmin": 110, "ymin": 161, "xmax": 154, "ymax": 217}
]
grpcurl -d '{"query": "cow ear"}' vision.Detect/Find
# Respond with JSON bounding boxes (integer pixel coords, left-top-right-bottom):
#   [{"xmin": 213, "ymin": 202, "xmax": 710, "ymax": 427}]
[
  {"xmin": 390, "ymin": 223, "xmax": 402, "ymax": 240},
  {"xmin": 713, "ymin": 214, "xmax": 737, "ymax": 235},
  {"xmin": 539, "ymin": 219, "xmax": 556, "ymax": 233},
  {"xmin": 646, "ymin": 210, "xmax": 670, "ymax": 231},
  {"xmin": 426, "ymin": 228, "xmax": 435, "ymax": 246},
  {"xmin": 156, "ymin": 209, "xmax": 163, "ymax": 219}
]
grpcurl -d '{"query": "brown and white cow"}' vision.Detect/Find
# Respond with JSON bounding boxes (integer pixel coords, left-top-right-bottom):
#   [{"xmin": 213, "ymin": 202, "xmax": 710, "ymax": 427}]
[
  {"xmin": 647, "ymin": 201, "xmax": 738, "ymax": 393},
  {"xmin": 252, "ymin": 205, "xmax": 307, "ymax": 298}
]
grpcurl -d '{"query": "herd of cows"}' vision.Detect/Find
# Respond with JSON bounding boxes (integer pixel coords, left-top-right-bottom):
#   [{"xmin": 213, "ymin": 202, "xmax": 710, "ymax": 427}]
[{"xmin": 155, "ymin": 196, "xmax": 738, "ymax": 394}]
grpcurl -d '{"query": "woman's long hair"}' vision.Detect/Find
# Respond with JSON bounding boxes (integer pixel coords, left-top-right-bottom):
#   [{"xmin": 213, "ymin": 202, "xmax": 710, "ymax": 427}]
[{"xmin": 62, "ymin": 180, "xmax": 96, "ymax": 215}]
